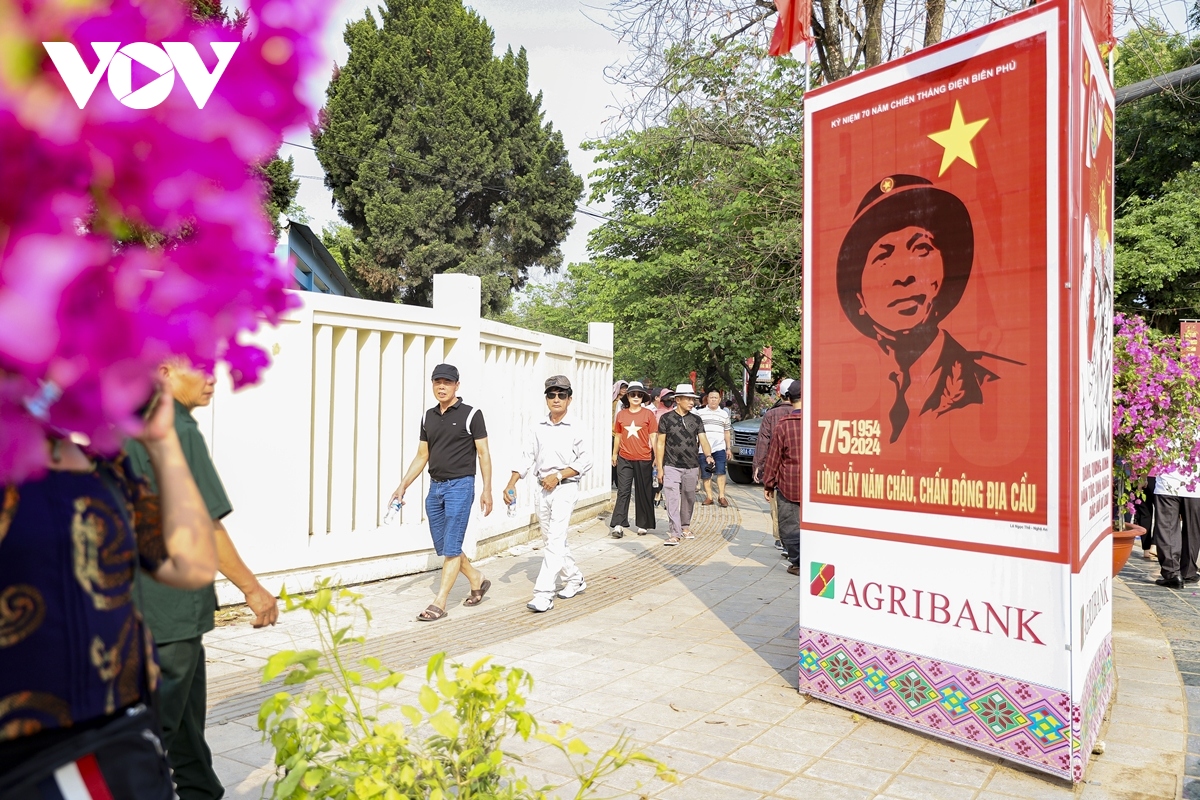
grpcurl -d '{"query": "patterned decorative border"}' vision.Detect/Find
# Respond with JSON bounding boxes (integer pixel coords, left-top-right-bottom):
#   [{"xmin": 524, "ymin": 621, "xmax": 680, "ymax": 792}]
[
  {"xmin": 798, "ymin": 628, "xmax": 1073, "ymax": 779},
  {"xmin": 1072, "ymin": 633, "xmax": 1114, "ymax": 782}
]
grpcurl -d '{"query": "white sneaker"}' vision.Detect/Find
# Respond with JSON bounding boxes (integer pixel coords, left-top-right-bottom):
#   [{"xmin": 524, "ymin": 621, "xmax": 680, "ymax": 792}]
[
  {"xmin": 636, "ymin": 528, "xmax": 648, "ymax": 535},
  {"xmin": 558, "ymin": 580, "xmax": 587, "ymax": 599},
  {"xmin": 527, "ymin": 595, "xmax": 554, "ymax": 612},
  {"xmin": 611, "ymin": 526, "xmax": 624, "ymax": 538}
]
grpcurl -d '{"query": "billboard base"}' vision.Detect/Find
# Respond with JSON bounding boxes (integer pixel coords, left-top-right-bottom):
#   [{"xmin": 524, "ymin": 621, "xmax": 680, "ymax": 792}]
[{"xmin": 798, "ymin": 628, "xmax": 1113, "ymax": 781}]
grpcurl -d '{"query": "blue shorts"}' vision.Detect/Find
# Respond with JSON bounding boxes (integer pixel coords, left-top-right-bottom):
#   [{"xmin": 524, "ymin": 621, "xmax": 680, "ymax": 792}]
[
  {"xmin": 698, "ymin": 449, "xmax": 727, "ymax": 476},
  {"xmin": 425, "ymin": 475, "xmax": 474, "ymax": 557}
]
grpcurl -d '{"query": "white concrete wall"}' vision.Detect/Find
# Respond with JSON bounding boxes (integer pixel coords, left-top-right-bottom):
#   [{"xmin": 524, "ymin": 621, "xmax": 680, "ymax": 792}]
[{"xmin": 193, "ymin": 274, "xmax": 614, "ymax": 603}]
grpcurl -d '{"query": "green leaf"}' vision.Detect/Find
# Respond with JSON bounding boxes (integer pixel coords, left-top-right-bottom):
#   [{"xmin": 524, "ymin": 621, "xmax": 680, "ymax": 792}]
[
  {"xmin": 429, "ymin": 709, "xmax": 459, "ymax": 739},
  {"xmin": 418, "ymin": 685, "xmax": 439, "ymax": 713},
  {"xmin": 263, "ymin": 650, "xmax": 322, "ymax": 683},
  {"xmin": 275, "ymin": 758, "xmax": 308, "ymax": 796}
]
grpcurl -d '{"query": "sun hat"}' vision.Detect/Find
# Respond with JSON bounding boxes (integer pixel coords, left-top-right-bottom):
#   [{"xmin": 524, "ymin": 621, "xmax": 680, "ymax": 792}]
[
  {"xmin": 673, "ymin": 383, "xmax": 700, "ymax": 398},
  {"xmin": 626, "ymin": 380, "xmax": 649, "ymax": 398}
]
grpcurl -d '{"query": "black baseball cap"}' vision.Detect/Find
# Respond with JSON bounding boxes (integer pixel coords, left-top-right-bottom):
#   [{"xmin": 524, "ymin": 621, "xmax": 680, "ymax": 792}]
[{"xmin": 431, "ymin": 363, "xmax": 459, "ymax": 381}]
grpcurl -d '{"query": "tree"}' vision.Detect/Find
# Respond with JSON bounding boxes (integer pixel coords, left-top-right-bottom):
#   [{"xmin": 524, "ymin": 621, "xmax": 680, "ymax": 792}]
[
  {"xmin": 600, "ymin": 0, "xmax": 1022, "ymax": 127},
  {"xmin": 314, "ymin": 0, "xmax": 582, "ymax": 311},
  {"xmin": 507, "ymin": 45, "xmax": 804, "ymax": 415},
  {"xmin": 259, "ymin": 155, "xmax": 301, "ymax": 236},
  {"xmin": 1114, "ymin": 164, "xmax": 1200, "ymax": 331},
  {"xmin": 1113, "ymin": 23, "xmax": 1200, "ymax": 209},
  {"xmin": 189, "ymin": 0, "xmax": 300, "ymax": 238}
]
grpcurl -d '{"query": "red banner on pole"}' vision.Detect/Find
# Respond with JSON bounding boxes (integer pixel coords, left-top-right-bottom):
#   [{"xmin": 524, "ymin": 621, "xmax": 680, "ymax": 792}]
[{"xmin": 768, "ymin": 0, "xmax": 814, "ymax": 56}]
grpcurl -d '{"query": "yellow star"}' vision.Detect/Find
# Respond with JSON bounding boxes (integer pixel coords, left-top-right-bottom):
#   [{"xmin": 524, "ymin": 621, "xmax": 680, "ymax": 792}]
[{"xmin": 927, "ymin": 100, "xmax": 990, "ymax": 177}]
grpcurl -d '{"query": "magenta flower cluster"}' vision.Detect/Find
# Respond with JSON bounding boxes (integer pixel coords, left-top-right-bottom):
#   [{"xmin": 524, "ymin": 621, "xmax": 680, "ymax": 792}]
[
  {"xmin": 0, "ymin": 0, "xmax": 331, "ymax": 482},
  {"xmin": 1112, "ymin": 312, "xmax": 1200, "ymax": 516}
]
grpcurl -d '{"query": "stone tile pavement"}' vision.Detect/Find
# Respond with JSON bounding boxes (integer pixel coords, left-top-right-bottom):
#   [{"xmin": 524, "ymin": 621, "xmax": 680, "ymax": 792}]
[
  {"xmin": 1119, "ymin": 546, "xmax": 1200, "ymax": 799},
  {"xmin": 203, "ymin": 486, "xmax": 1190, "ymax": 798}
]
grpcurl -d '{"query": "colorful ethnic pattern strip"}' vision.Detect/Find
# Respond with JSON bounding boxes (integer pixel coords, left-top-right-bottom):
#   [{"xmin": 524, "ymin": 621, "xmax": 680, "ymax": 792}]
[
  {"xmin": 798, "ymin": 628, "xmax": 1073, "ymax": 778},
  {"xmin": 1072, "ymin": 634, "xmax": 1113, "ymax": 782}
]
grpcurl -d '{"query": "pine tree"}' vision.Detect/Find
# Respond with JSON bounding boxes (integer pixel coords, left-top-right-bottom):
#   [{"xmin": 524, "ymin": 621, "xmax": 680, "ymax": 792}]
[{"xmin": 314, "ymin": 0, "xmax": 582, "ymax": 310}]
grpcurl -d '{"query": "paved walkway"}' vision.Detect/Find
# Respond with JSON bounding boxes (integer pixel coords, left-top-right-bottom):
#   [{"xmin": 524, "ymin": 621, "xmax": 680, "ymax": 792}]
[
  {"xmin": 1119, "ymin": 547, "xmax": 1199, "ymax": 798},
  {"xmin": 204, "ymin": 486, "xmax": 1189, "ymax": 799}
]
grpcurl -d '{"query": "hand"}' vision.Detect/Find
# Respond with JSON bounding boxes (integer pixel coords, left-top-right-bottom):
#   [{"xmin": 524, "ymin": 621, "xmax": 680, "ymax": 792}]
[
  {"xmin": 764, "ymin": 487, "xmax": 774, "ymax": 501},
  {"xmin": 480, "ymin": 491, "xmax": 493, "ymax": 516},
  {"xmin": 389, "ymin": 487, "xmax": 405, "ymax": 506},
  {"xmin": 611, "ymin": 454, "xmax": 618, "ymax": 467},
  {"xmin": 753, "ymin": 469, "xmax": 761, "ymax": 483},
  {"xmin": 542, "ymin": 473, "xmax": 560, "ymax": 490},
  {"xmin": 706, "ymin": 455, "xmax": 715, "ymax": 465},
  {"xmin": 504, "ymin": 488, "xmax": 517, "ymax": 506},
  {"xmin": 135, "ymin": 380, "xmax": 176, "ymax": 445},
  {"xmin": 244, "ymin": 583, "xmax": 279, "ymax": 628}
]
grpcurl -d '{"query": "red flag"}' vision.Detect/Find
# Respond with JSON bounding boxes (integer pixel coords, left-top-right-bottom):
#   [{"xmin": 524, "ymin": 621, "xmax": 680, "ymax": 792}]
[{"xmin": 768, "ymin": 0, "xmax": 813, "ymax": 57}]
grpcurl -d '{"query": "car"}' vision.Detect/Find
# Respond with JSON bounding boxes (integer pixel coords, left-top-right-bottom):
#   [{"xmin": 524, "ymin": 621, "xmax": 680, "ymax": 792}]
[{"xmin": 727, "ymin": 416, "xmax": 762, "ymax": 484}]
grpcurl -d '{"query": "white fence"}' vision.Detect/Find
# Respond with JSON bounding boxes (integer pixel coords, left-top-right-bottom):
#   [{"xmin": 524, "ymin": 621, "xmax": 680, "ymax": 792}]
[{"xmin": 193, "ymin": 274, "xmax": 614, "ymax": 603}]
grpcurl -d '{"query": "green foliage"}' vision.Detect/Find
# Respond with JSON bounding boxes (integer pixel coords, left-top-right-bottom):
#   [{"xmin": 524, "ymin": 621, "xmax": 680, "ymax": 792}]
[
  {"xmin": 1114, "ymin": 164, "xmax": 1200, "ymax": 330},
  {"xmin": 260, "ymin": 155, "xmax": 302, "ymax": 237},
  {"xmin": 258, "ymin": 578, "xmax": 675, "ymax": 799},
  {"xmin": 1114, "ymin": 24, "xmax": 1200, "ymax": 209},
  {"xmin": 507, "ymin": 45, "xmax": 804, "ymax": 411},
  {"xmin": 314, "ymin": 0, "xmax": 583, "ymax": 312}
]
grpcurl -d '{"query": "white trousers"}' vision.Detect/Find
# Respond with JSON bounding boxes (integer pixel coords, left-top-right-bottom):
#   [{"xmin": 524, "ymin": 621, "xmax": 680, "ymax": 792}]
[{"xmin": 533, "ymin": 481, "xmax": 583, "ymax": 599}]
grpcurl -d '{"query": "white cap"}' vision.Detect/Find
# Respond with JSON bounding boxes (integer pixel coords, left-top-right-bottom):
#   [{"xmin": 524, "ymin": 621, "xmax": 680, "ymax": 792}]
[{"xmin": 778, "ymin": 378, "xmax": 794, "ymax": 396}]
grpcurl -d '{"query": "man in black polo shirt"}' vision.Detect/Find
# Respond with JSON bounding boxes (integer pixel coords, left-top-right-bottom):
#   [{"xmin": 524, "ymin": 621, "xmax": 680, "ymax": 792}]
[{"xmin": 391, "ymin": 363, "xmax": 494, "ymax": 621}]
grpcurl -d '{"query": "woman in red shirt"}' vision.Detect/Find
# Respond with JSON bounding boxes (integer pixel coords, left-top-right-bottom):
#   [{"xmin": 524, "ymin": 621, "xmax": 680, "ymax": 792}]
[{"xmin": 609, "ymin": 381, "xmax": 657, "ymax": 538}]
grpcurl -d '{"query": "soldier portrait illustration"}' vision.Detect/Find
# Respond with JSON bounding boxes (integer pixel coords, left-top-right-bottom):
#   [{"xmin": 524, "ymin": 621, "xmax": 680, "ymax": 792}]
[{"xmin": 836, "ymin": 174, "xmax": 1023, "ymax": 443}]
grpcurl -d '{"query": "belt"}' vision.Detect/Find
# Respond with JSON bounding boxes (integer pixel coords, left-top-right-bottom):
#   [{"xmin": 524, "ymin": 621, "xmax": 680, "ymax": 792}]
[{"xmin": 537, "ymin": 477, "xmax": 580, "ymax": 487}]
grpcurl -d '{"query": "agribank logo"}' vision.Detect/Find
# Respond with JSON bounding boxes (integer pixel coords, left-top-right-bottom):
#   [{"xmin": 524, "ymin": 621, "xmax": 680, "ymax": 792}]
[
  {"xmin": 809, "ymin": 562, "xmax": 1047, "ymax": 646},
  {"xmin": 42, "ymin": 41, "xmax": 239, "ymax": 109}
]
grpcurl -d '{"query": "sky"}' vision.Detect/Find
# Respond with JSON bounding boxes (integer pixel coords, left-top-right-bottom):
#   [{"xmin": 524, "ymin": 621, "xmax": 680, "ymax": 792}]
[{"xmin": 279, "ymin": 0, "xmax": 633, "ymax": 270}]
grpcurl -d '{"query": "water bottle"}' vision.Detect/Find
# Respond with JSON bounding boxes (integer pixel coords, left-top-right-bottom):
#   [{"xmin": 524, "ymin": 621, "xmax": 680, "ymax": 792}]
[
  {"xmin": 505, "ymin": 489, "xmax": 517, "ymax": 517},
  {"xmin": 383, "ymin": 498, "xmax": 402, "ymax": 524}
]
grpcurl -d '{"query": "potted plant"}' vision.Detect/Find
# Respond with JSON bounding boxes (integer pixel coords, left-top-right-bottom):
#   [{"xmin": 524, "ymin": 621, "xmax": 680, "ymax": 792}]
[{"xmin": 1110, "ymin": 313, "xmax": 1200, "ymax": 575}]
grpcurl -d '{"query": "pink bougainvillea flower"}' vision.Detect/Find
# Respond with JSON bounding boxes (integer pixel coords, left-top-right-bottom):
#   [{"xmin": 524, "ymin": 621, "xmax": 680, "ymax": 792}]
[
  {"xmin": 1112, "ymin": 312, "xmax": 1200, "ymax": 518},
  {"xmin": 0, "ymin": 0, "xmax": 329, "ymax": 482}
]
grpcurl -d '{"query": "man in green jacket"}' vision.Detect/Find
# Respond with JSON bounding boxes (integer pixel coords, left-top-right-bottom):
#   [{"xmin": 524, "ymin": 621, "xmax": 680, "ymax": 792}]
[{"xmin": 128, "ymin": 359, "xmax": 279, "ymax": 800}]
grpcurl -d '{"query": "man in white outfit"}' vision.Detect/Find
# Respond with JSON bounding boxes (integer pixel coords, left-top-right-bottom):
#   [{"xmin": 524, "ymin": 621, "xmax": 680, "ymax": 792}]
[{"xmin": 505, "ymin": 375, "xmax": 593, "ymax": 612}]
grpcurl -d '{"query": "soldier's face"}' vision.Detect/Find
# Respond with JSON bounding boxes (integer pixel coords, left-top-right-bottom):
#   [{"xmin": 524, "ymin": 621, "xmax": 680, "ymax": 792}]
[{"xmin": 857, "ymin": 226, "xmax": 944, "ymax": 333}]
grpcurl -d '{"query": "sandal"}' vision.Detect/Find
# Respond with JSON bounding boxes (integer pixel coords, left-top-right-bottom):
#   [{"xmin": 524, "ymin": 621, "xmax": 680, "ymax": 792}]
[
  {"xmin": 417, "ymin": 604, "xmax": 447, "ymax": 622},
  {"xmin": 718, "ymin": 497, "xmax": 729, "ymax": 507},
  {"xmin": 464, "ymin": 578, "xmax": 491, "ymax": 607},
  {"xmin": 664, "ymin": 537, "xmax": 680, "ymax": 546},
  {"xmin": 702, "ymin": 498, "xmax": 714, "ymax": 505},
  {"xmin": 682, "ymin": 531, "xmax": 695, "ymax": 540}
]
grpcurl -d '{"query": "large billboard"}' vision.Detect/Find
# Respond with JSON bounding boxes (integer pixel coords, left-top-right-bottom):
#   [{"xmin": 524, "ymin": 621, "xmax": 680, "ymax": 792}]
[{"xmin": 799, "ymin": 0, "xmax": 1113, "ymax": 781}]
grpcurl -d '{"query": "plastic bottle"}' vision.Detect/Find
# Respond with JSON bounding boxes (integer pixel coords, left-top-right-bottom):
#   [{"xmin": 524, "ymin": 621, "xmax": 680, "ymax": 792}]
[
  {"xmin": 505, "ymin": 489, "xmax": 517, "ymax": 517},
  {"xmin": 383, "ymin": 498, "xmax": 402, "ymax": 524}
]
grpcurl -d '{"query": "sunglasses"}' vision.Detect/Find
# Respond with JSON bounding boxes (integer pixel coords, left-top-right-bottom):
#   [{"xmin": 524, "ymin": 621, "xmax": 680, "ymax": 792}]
[{"xmin": 545, "ymin": 390, "xmax": 570, "ymax": 399}]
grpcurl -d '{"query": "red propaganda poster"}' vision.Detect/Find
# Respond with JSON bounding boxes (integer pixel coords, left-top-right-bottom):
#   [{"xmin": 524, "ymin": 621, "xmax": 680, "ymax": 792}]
[
  {"xmin": 803, "ymin": 13, "xmax": 1058, "ymax": 555},
  {"xmin": 798, "ymin": 0, "xmax": 1117, "ymax": 782},
  {"xmin": 1075, "ymin": 32, "xmax": 1115, "ymax": 564}
]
